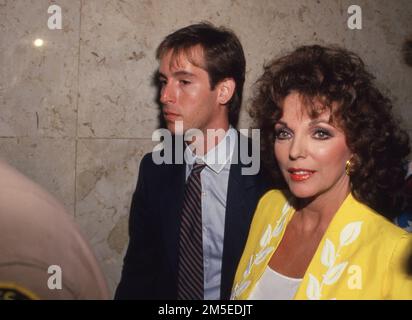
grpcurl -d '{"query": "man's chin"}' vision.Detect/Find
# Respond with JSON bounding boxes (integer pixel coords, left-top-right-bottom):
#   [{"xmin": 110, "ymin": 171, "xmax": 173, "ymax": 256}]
[{"xmin": 166, "ymin": 121, "xmax": 185, "ymax": 135}]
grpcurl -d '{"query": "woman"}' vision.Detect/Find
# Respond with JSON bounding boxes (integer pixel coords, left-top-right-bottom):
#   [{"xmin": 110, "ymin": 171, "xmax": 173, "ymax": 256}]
[{"xmin": 231, "ymin": 45, "xmax": 412, "ymax": 300}]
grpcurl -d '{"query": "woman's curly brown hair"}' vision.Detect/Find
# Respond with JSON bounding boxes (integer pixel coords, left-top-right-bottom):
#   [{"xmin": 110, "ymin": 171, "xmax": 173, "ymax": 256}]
[{"xmin": 250, "ymin": 45, "xmax": 411, "ymax": 219}]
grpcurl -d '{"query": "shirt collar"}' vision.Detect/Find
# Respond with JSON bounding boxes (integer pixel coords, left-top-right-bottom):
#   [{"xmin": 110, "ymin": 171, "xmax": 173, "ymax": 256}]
[{"xmin": 184, "ymin": 127, "xmax": 237, "ymax": 174}]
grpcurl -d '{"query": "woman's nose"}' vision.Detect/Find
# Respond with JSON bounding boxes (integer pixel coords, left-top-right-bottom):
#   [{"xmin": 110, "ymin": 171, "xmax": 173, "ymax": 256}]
[{"xmin": 289, "ymin": 135, "xmax": 307, "ymax": 160}]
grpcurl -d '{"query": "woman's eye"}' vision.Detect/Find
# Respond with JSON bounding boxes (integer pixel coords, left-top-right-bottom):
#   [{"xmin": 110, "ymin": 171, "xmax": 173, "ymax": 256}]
[
  {"xmin": 275, "ymin": 129, "xmax": 291, "ymax": 140},
  {"xmin": 313, "ymin": 129, "xmax": 331, "ymax": 140}
]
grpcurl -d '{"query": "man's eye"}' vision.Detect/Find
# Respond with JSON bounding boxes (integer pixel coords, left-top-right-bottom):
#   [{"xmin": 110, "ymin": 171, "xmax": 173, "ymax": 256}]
[
  {"xmin": 179, "ymin": 80, "xmax": 191, "ymax": 85},
  {"xmin": 158, "ymin": 79, "xmax": 167, "ymax": 87}
]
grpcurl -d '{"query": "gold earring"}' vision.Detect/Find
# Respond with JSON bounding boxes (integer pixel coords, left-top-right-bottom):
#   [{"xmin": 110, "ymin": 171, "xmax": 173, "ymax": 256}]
[{"xmin": 345, "ymin": 159, "xmax": 352, "ymax": 176}]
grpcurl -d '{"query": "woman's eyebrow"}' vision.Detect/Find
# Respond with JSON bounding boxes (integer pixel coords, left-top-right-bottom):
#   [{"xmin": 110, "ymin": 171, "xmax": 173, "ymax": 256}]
[
  {"xmin": 308, "ymin": 119, "xmax": 331, "ymax": 126},
  {"xmin": 274, "ymin": 121, "xmax": 287, "ymax": 127}
]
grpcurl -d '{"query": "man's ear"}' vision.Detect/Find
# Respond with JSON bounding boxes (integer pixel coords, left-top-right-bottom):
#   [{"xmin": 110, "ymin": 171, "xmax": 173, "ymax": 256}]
[{"xmin": 217, "ymin": 78, "xmax": 236, "ymax": 105}]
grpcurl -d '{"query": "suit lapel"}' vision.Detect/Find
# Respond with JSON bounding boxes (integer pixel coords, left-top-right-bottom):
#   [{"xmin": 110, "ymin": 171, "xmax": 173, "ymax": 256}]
[{"xmin": 160, "ymin": 162, "xmax": 186, "ymax": 281}]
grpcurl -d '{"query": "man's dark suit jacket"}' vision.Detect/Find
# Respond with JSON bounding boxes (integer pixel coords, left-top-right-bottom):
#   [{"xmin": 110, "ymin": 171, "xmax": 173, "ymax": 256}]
[{"xmin": 115, "ymin": 133, "xmax": 273, "ymax": 299}]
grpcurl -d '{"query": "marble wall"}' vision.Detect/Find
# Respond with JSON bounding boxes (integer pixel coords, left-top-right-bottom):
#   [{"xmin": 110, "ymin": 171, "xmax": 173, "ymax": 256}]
[{"xmin": 1, "ymin": 0, "xmax": 411, "ymax": 297}]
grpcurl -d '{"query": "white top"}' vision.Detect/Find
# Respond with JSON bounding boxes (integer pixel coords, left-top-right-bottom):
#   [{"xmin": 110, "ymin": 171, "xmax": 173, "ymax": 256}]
[{"xmin": 248, "ymin": 266, "xmax": 302, "ymax": 300}]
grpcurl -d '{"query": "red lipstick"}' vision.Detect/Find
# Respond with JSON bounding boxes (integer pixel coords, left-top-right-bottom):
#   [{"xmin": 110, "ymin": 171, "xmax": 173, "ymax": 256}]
[{"xmin": 287, "ymin": 168, "xmax": 316, "ymax": 182}]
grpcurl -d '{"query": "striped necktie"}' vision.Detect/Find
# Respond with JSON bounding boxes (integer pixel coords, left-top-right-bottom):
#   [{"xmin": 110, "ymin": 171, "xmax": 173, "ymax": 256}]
[{"xmin": 177, "ymin": 162, "xmax": 206, "ymax": 300}]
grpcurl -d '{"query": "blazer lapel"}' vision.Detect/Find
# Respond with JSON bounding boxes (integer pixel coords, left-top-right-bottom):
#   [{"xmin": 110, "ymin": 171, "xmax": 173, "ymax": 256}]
[{"xmin": 160, "ymin": 162, "xmax": 186, "ymax": 281}]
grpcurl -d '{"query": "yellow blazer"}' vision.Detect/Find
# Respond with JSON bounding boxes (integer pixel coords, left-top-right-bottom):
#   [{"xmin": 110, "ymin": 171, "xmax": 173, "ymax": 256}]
[{"xmin": 231, "ymin": 190, "xmax": 412, "ymax": 300}]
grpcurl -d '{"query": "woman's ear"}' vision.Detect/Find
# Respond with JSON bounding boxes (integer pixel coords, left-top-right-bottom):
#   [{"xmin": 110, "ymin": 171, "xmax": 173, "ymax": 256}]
[{"xmin": 217, "ymin": 78, "xmax": 236, "ymax": 105}]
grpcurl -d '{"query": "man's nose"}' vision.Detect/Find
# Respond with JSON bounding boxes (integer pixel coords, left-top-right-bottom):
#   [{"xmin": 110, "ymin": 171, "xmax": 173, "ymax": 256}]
[{"xmin": 160, "ymin": 82, "xmax": 176, "ymax": 105}]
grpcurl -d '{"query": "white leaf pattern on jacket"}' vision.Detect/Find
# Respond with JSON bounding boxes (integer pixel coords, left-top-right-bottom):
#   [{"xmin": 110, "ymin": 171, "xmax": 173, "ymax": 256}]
[
  {"xmin": 307, "ymin": 274, "xmax": 321, "ymax": 300},
  {"xmin": 321, "ymin": 239, "xmax": 336, "ymax": 267},
  {"xmin": 231, "ymin": 201, "xmax": 292, "ymax": 299},
  {"xmin": 340, "ymin": 222, "xmax": 363, "ymax": 247},
  {"xmin": 323, "ymin": 262, "xmax": 349, "ymax": 285},
  {"xmin": 305, "ymin": 221, "xmax": 363, "ymax": 299}
]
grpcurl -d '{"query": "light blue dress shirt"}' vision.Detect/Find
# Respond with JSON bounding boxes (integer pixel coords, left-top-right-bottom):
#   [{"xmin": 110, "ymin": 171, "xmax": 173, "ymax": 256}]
[{"xmin": 184, "ymin": 127, "xmax": 237, "ymax": 300}]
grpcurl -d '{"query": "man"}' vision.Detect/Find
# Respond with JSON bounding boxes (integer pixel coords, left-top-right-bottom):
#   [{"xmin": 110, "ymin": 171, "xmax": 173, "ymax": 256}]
[
  {"xmin": 0, "ymin": 159, "xmax": 108, "ymax": 299},
  {"xmin": 115, "ymin": 22, "xmax": 272, "ymax": 300}
]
